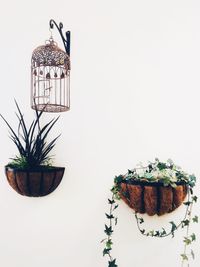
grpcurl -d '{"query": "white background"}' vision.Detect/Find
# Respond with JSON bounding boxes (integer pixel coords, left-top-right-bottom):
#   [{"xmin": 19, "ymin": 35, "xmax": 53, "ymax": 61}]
[{"xmin": 0, "ymin": 0, "xmax": 199, "ymax": 266}]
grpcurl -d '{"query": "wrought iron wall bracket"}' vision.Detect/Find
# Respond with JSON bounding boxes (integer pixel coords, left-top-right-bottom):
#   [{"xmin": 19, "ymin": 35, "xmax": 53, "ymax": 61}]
[{"xmin": 49, "ymin": 19, "xmax": 71, "ymax": 56}]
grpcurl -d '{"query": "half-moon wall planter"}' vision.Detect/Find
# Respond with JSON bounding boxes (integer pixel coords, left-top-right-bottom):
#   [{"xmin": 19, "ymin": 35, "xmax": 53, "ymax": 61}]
[
  {"xmin": 5, "ymin": 166, "xmax": 65, "ymax": 197},
  {"xmin": 119, "ymin": 181, "xmax": 188, "ymax": 216},
  {"xmin": 102, "ymin": 160, "xmax": 197, "ymax": 266}
]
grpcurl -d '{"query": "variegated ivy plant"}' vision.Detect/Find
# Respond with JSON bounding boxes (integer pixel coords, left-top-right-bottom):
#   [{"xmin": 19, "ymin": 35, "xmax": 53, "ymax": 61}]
[
  {"xmin": 102, "ymin": 159, "xmax": 198, "ymax": 267},
  {"xmin": 123, "ymin": 158, "xmax": 196, "ymax": 187}
]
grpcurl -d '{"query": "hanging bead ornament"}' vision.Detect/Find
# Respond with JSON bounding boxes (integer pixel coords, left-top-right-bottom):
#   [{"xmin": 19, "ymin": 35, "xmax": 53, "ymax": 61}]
[{"xmin": 31, "ymin": 20, "xmax": 71, "ymax": 112}]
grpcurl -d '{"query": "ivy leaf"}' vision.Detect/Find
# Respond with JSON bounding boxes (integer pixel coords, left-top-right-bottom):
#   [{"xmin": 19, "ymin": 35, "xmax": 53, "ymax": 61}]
[
  {"xmin": 113, "ymin": 204, "xmax": 119, "ymax": 210},
  {"xmin": 181, "ymin": 254, "xmax": 188, "ymax": 261},
  {"xmin": 104, "ymin": 225, "xmax": 113, "ymax": 236},
  {"xmin": 155, "ymin": 231, "xmax": 160, "ymax": 237},
  {"xmin": 192, "ymin": 216, "xmax": 198, "ymax": 223},
  {"xmin": 183, "ymin": 201, "xmax": 192, "ymax": 206},
  {"xmin": 106, "ymin": 239, "xmax": 113, "ymax": 249},
  {"xmin": 114, "ymin": 175, "xmax": 124, "ymax": 184},
  {"xmin": 169, "ymin": 221, "xmax": 177, "ymax": 237},
  {"xmin": 161, "ymin": 228, "xmax": 167, "ymax": 236},
  {"xmin": 108, "ymin": 259, "xmax": 118, "ymax": 267},
  {"xmin": 192, "ymin": 196, "xmax": 198, "ymax": 203},
  {"xmin": 157, "ymin": 162, "xmax": 167, "ymax": 170},
  {"xmin": 108, "ymin": 199, "xmax": 115, "ymax": 205},
  {"xmin": 189, "ymin": 175, "xmax": 196, "ymax": 187},
  {"xmin": 148, "ymin": 164, "xmax": 153, "ymax": 171},
  {"xmin": 184, "ymin": 237, "xmax": 192, "ymax": 245},
  {"xmin": 138, "ymin": 218, "xmax": 144, "ymax": 224},
  {"xmin": 149, "ymin": 230, "xmax": 154, "ymax": 236},
  {"xmin": 128, "ymin": 169, "xmax": 133, "ymax": 174},
  {"xmin": 103, "ymin": 248, "xmax": 111, "ymax": 256},
  {"xmin": 106, "ymin": 213, "xmax": 114, "ymax": 219},
  {"xmin": 189, "ymin": 174, "xmax": 196, "ymax": 182},
  {"xmin": 182, "ymin": 219, "xmax": 190, "ymax": 227},
  {"xmin": 191, "ymin": 233, "xmax": 196, "ymax": 242}
]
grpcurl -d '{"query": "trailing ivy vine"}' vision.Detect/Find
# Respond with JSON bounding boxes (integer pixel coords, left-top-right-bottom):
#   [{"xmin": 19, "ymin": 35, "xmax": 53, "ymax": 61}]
[
  {"xmin": 102, "ymin": 159, "xmax": 198, "ymax": 267},
  {"xmin": 101, "ymin": 193, "xmax": 119, "ymax": 267},
  {"xmin": 134, "ymin": 187, "xmax": 198, "ymax": 266},
  {"xmin": 181, "ymin": 192, "xmax": 198, "ymax": 266}
]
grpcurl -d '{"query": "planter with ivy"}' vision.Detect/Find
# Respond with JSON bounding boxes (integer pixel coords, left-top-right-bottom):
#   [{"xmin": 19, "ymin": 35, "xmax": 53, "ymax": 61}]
[
  {"xmin": 102, "ymin": 159, "xmax": 198, "ymax": 267},
  {"xmin": 1, "ymin": 101, "xmax": 65, "ymax": 197}
]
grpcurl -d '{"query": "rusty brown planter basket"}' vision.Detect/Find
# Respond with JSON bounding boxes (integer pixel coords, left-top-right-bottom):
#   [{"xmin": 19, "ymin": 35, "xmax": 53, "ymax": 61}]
[
  {"xmin": 119, "ymin": 180, "xmax": 188, "ymax": 216},
  {"xmin": 5, "ymin": 166, "xmax": 65, "ymax": 197}
]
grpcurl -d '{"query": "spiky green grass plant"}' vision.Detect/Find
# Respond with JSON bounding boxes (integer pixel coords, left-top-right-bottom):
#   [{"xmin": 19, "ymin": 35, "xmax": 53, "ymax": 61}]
[{"xmin": 0, "ymin": 101, "xmax": 60, "ymax": 169}]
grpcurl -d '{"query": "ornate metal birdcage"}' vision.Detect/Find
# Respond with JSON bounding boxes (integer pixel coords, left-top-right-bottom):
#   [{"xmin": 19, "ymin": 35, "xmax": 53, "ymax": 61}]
[{"xmin": 31, "ymin": 20, "xmax": 71, "ymax": 113}]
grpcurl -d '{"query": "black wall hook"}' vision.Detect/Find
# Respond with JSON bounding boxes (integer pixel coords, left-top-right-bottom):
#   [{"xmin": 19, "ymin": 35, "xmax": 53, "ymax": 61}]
[{"xmin": 49, "ymin": 19, "xmax": 71, "ymax": 56}]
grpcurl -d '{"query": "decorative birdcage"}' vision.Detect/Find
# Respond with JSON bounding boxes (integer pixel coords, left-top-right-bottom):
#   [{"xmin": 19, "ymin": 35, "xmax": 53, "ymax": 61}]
[{"xmin": 31, "ymin": 20, "xmax": 71, "ymax": 113}]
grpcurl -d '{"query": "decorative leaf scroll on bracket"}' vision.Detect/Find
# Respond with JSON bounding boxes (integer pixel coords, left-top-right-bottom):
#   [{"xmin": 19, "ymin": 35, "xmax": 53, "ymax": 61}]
[
  {"xmin": 49, "ymin": 19, "xmax": 71, "ymax": 56},
  {"xmin": 102, "ymin": 159, "xmax": 198, "ymax": 267}
]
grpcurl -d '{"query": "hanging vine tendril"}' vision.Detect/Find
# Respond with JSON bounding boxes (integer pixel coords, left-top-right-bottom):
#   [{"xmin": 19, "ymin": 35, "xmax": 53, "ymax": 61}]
[
  {"xmin": 101, "ymin": 192, "xmax": 119, "ymax": 267},
  {"xmin": 134, "ymin": 189, "xmax": 191, "ymax": 238}
]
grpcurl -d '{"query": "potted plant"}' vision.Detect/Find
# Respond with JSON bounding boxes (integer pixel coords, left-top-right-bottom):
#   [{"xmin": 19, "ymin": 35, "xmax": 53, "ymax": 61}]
[
  {"xmin": 0, "ymin": 101, "xmax": 65, "ymax": 197},
  {"xmin": 117, "ymin": 158, "xmax": 191, "ymax": 216},
  {"xmin": 102, "ymin": 159, "xmax": 198, "ymax": 267}
]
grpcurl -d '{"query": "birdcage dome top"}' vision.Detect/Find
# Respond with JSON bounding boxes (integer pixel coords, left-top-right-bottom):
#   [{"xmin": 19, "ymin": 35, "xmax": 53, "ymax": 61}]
[{"xmin": 31, "ymin": 39, "xmax": 70, "ymax": 69}]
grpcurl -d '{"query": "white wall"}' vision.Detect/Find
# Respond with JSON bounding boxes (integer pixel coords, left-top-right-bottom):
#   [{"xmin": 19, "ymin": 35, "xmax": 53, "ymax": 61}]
[{"xmin": 0, "ymin": 0, "xmax": 199, "ymax": 266}]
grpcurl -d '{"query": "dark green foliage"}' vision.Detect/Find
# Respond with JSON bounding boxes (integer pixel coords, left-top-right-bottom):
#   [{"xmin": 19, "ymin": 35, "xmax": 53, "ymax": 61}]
[
  {"xmin": 102, "ymin": 195, "xmax": 119, "ymax": 267},
  {"xmin": 192, "ymin": 216, "xmax": 198, "ymax": 223},
  {"xmin": 184, "ymin": 201, "xmax": 192, "ymax": 206},
  {"xmin": 157, "ymin": 162, "xmax": 167, "ymax": 170},
  {"xmin": 138, "ymin": 218, "xmax": 144, "ymax": 224},
  {"xmin": 114, "ymin": 175, "xmax": 124, "ymax": 184},
  {"xmin": 1, "ymin": 101, "xmax": 60, "ymax": 169},
  {"xmin": 192, "ymin": 196, "xmax": 198, "ymax": 202},
  {"xmin": 108, "ymin": 259, "xmax": 117, "ymax": 267},
  {"xmin": 188, "ymin": 175, "xmax": 196, "ymax": 187},
  {"xmin": 108, "ymin": 199, "xmax": 115, "ymax": 205},
  {"xmin": 169, "ymin": 221, "xmax": 177, "ymax": 237},
  {"xmin": 104, "ymin": 225, "xmax": 113, "ymax": 236},
  {"xmin": 182, "ymin": 219, "xmax": 190, "ymax": 227},
  {"xmin": 106, "ymin": 213, "xmax": 114, "ymax": 219},
  {"xmin": 103, "ymin": 248, "xmax": 111, "ymax": 256}
]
